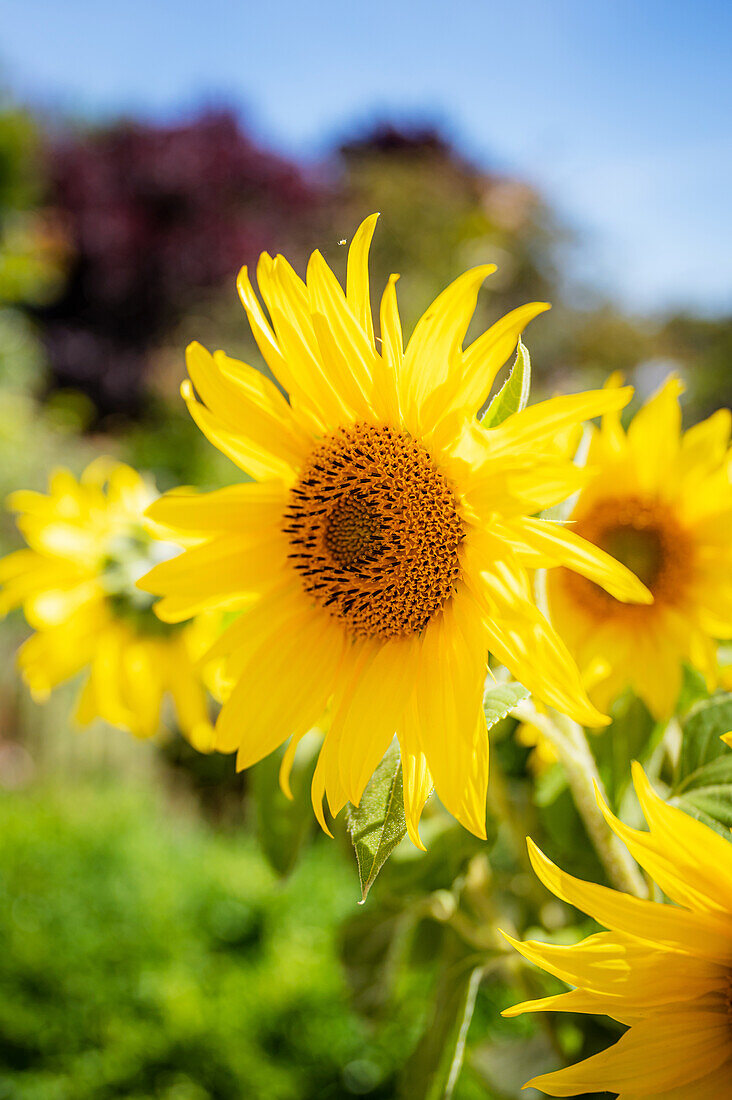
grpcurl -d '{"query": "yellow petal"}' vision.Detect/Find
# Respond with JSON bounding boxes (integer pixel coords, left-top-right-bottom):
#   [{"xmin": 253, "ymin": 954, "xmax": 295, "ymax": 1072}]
[
  {"xmin": 139, "ymin": 532, "xmax": 288, "ymax": 622},
  {"xmin": 488, "ymin": 386, "xmax": 634, "ymax": 455},
  {"xmin": 628, "ymin": 762, "xmax": 732, "ymax": 913},
  {"xmin": 400, "ymin": 265, "xmax": 496, "ymax": 426},
  {"xmin": 411, "ymin": 595, "xmax": 489, "ymax": 837},
  {"xmin": 268, "ymin": 254, "xmax": 355, "ymax": 426},
  {"xmin": 526, "ymin": 1010, "xmax": 731, "ymax": 1097},
  {"xmin": 373, "ymin": 273, "xmax": 402, "ymax": 424},
  {"xmin": 626, "ymin": 375, "xmax": 684, "ymax": 495},
  {"xmin": 346, "ymin": 213, "xmax": 379, "ymax": 348},
  {"xmin": 307, "ymin": 248, "xmax": 379, "ymax": 415},
  {"xmin": 181, "ymin": 379, "xmax": 295, "ymax": 482},
  {"xmin": 502, "ymin": 929, "xmax": 722, "ymax": 1009},
  {"xmin": 527, "ymin": 839, "xmax": 732, "ymax": 960},
  {"xmin": 216, "ymin": 608, "xmax": 345, "ymax": 763},
  {"xmin": 449, "ymin": 301, "xmax": 551, "ymax": 416},
  {"xmin": 463, "ymin": 555, "xmax": 608, "ymax": 727},
  {"xmin": 506, "ymin": 517, "xmax": 653, "ymax": 603},
  {"xmin": 330, "ymin": 633, "xmax": 423, "ymax": 807},
  {"xmin": 146, "ymin": 482, "xmax": 287, "ymax": 535},
  {"xmin": 397, "ymin": 704, "xmax": 433, "ymax": 850}
]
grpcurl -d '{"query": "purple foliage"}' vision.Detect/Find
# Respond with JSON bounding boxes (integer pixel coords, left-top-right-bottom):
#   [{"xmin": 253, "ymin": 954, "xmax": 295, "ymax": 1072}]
[{"xmin": 40, "ymin": 111, "xmax": 323, "ymax": 417}]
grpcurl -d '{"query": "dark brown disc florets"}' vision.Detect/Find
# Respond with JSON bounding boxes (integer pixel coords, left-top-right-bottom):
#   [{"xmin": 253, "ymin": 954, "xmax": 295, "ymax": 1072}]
[
  {"xmin": 563, "ymin": 495, "xmax": 693, "ymax": 615},
  {"xmin": 284, "ymin": 423, "xmax": 464, "ymax": 639}
]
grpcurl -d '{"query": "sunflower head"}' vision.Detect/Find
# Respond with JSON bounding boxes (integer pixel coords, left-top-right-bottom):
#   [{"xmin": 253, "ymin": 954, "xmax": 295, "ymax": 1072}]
[
  {"xmin": 0, "ymin": 459, "xmax": 216, "ymax": 749},
  {"xmin": 547, "ymin": 375, "xmax": 732, "ymax": 717},
  {"xmin": 140, "ymin": 215, "xmax": 650, "ymax": 843}
]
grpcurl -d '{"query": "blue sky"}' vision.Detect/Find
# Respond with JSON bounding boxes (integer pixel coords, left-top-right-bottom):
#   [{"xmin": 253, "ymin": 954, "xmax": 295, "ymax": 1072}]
[{"xmin": 3, "ymin": 0, "xmax": 731, "ymax": 313}]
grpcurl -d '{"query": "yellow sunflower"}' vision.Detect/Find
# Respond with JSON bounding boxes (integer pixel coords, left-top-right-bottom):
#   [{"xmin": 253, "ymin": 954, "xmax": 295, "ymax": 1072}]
[
  {"xmin": 504, "ymin": 762, "xmax": 732, "ymax": 1097},
  {"xmin": 139, "ymin": 214, "xmax": 649, "ymax": 844},
  {"xmin": 0, "ymin": 459, "xmax": 216, "ymax": 750},
  {"xmin": 547, "ymin": 375, "xmax": 732, "ymax": 717}
]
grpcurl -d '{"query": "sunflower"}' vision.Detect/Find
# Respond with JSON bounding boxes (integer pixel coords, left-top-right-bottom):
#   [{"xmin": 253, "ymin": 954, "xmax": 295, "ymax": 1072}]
[
  {"xmin": 0, "ymin": 459, "xmax": 216, "ymax": 751},
  {"xmin": 139, "ymin": 214, "xmax": 649, "ymax": 844},
  {"xmin": 546, "ymin": 375, "xmax": 732, "ymax": 718},
  {"xmin": 504, "ymin": 762, "xmax": 732, "ymax": 1096}
]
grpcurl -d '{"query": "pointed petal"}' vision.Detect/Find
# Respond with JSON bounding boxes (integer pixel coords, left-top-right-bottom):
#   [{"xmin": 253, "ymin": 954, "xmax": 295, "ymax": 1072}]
[
  {"xmin": 526, "ymin": 1011, "xmax": 731, "ymax": 1097},
  {"xmin": 330, "ymin": 633, "xmax": 422, "ymax": 806},
  {"xmin": 627, "ymin": 375, "xmax": 684, "ymax": 494},
  {"xmin": 450, "ymin": 301, "xmax": 551, "ymax": 416},
  {"xmin": 527, "ymin": 839, "xmax": 732, "ymax": 960},
  {"xmin": 145, "ymin": 482, "xmax": 287, "ymax": 535},
  {"xmin": 412, "ymin": 595, "xmax": 489, "ymax": 837},
  {"xmin": 505, "ymin": 517, "xmax": 653, "ymax": 603},
  {"xmin": 181, "ymin": 379, "xmax": 296, "ymax": 482},
  {"xmin": 401, "ymin": 265, "xmax": 496, "ymax": 423},
  {"xmin": 488, "ymin": 386, "xmax": 634, "ymax": 455},
  {"xmin": 397, "ymin": 703, "xmax": 433, "ymax": 850},
  {"xmin": 346, "ymin": 213, "xmax": 379, "ymax": 348},
  {"xmin": 215, "ymin": 608, "xmax": 345, "ymax": 761}
]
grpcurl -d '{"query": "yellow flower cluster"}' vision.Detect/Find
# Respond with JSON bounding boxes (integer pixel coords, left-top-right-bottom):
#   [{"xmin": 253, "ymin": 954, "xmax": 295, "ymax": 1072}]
[{"xmin": 0, "ymin": 459, "xmax": 216, "ymax": 751}]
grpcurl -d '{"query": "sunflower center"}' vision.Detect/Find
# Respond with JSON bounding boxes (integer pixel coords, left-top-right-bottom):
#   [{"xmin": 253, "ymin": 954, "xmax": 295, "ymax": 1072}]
[
  {"xmin": 284, "ymin": 423, "xmax": 463, "ymax": 639},
  {"xmin": 102, "ymin": 529, "xmax": 177, "ymax": 635},
  {"xmin": 564, "ymin": 496, "xmax": 693, "ymax": 613},
  {"xmin": 601, "ymin": 525, "xmax": 664, "ymax": 590}
]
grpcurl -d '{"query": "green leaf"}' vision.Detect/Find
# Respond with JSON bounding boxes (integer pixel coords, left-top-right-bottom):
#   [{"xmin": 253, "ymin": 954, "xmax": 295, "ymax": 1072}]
[
  {"xmin": 481, "ymin": 339, "xmax": 531, "ymax": 428},
  {"xmin": 671, "ymin": 693, "xmax": 732, "ymax": 837},
  {"xmin": 249, "ymin": 732, "xmax": 319, "ymax": 877},
  {"xmin": 483, "ymin": 681, "xmax": 529, "ymax": 728},
  {"xmin": 676, "ymin": 752, "xmax": 732, "ymax": 795},
  {"xmin": 399, "ymin": 949, "xmax": 485, "ymax": 1100},
  {"xmin": 345, "ymin": 741, "xmax": 407, "ymax": 901},
  {"xmin": 676, "ymin": 693, "xmax": 732, "ymax": 784},
  {"xmin": 674, "ymin": 785, "xmax": 732, "ymax": 829},
  {"xmin": 669, "ymin": 793, "xmax": 732, "ymax": 839}
]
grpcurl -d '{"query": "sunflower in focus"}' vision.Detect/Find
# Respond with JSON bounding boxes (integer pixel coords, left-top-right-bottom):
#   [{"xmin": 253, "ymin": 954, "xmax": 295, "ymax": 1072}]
[
  {"xmin": 547, "ymin": 375, "xmax": 732, "ymax": 717},
  {"xmin": 139, "ymin": 214, "xmax": 650, "ymax": 844},
  {"xmin": 0, "ymin": 459, "xmax": 215, "ymax": 751},
  {"xmin": 504, "ymin": 763, "xmax": 732, "ymax": 1096}
]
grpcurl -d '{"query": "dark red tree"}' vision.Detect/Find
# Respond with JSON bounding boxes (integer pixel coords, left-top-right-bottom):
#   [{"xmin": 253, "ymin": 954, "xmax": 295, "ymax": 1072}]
[{"xmin": 40, "ymin": 111, "xmax": 324, "ymax": 418}]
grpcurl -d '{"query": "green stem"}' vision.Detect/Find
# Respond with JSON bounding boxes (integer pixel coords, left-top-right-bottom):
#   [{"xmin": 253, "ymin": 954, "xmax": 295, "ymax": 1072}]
[{"xmin": 514, "ymin": 701, "xmax": 647, "ymax": 898}]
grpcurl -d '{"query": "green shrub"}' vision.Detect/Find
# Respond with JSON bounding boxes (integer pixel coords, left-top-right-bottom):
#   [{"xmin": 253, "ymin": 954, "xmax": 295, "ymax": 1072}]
[{"xmin": 0, "ymin": 778, "xmax": 408, "ymax": 1099}]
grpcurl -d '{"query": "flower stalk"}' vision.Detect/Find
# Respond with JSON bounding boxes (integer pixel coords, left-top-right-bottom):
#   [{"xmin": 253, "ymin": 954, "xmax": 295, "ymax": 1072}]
[{"xmin": 513, "ymin": 700, "xmax": 648, "ymax": 898}]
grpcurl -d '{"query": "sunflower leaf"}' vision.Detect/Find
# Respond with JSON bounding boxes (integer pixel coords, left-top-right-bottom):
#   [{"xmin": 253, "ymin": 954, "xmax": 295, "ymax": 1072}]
[
  {"xmin": 672, "ymin": 693, "xmax": 732, "ymax": 835},
  {"xmin": 483, "ymin": 680, "xmax": 530, "ymax": 727},
  {"xmin": 673, "ymin": 785, "xmax": 732, "ymax": 831},
  {"xmin": 346, "ymin": 741, "xmax": 406, "ymax": 901},
  {"xmin": 481, "ymin": 338, "xmax": 531, "ymax": 428},
  {"xmin": 676, "ymin": 692, "xmax": 732, "ymax": 784}
]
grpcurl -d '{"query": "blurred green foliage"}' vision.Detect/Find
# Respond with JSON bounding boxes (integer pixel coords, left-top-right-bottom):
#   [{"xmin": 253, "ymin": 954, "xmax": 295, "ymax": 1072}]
[{"xmin": 0, "ymin": 776, "xmax": 409, "ymax": 1100}]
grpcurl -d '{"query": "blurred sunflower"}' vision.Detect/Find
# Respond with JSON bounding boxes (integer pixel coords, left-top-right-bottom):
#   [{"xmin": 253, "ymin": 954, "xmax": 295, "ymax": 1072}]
[
  {"xmin": 547, "ymin": 375, "xmax": 732, "ymax": 717},
  {"xmin": 504, "ymin": 763, "xmax": 732, "ymax": 1096},
  {"xmin": 0, "ymin": 459, "xmax": 216, "ymax": 750},
  {"xmin": 140, "ymin": 214, "xmax": 649, "ymax": 844}
]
